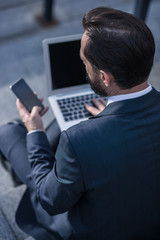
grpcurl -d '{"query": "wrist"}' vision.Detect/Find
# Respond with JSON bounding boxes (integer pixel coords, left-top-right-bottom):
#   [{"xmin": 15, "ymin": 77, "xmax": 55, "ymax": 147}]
[
  {"xmin": 27, "ymin": 129, "xmax": 45, "ymax": 135},
  {"xmin": 24, "ymin": 120, "xmax": 44, "ymax": 133}
]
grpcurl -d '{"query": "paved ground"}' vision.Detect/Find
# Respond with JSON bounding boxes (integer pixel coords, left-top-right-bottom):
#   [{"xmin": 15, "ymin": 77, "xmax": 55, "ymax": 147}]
[{"xmin": 0, "ymin": 0, "xmax": 159, "ymax": 239}]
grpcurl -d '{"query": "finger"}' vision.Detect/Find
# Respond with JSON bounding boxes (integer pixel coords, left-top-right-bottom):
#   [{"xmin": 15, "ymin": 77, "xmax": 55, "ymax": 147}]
[
  {"xmin": 16, "ymin": 98, "xmax": 24, "ymax": 109},
  {"xmin": 92, "ymin": 98, "xmax": 106, "ymax": 111},
  {"xmin": 39, "ymin": 97, "xmax": 44, "ymax": 102},
  {"xmin": 16, "ymin": 99, "xmax": 30, "ymax": 123},
  {"xmin": 31, "ymin": 106, "xmax": 42, "ymax": 118},
  {"xmin": 16, "ymin": 99, "xmax": 29, "ymax": 115},
  {"xmin": 99, "ymin": 98, "xmax": 107, "ymax": 105},
  {"xmin": 85, "ymin": 103, "xmax": 100, "ymax": 116},
  {"xmin": 39, "ymin": 106, "xmax": 49, "ymax": 116},
  {"xmin": 31, "ymin": 105, "xmax": 49, "ymax": 117},
  {"xmin": 33, "ymin": 92, "xmax": 44, "ymax": 103}
]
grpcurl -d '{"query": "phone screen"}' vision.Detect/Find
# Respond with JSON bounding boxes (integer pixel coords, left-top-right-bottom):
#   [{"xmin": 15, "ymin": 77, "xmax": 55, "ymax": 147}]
[{"xmin": 10, "ymin": 78, "xmax": 44, "ymax": 113}]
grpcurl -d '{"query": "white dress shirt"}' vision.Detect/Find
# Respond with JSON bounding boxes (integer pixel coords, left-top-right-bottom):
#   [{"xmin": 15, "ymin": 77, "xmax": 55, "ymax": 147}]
[{"xmin": 107, "ymin": 84, "xmax": 152, "ymax": 106}]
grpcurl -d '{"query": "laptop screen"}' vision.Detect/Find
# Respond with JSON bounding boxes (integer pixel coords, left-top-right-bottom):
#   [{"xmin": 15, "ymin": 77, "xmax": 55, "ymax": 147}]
[{"xmin": 48, "ymin": 39, "xmax": 87, "ymax": 90}]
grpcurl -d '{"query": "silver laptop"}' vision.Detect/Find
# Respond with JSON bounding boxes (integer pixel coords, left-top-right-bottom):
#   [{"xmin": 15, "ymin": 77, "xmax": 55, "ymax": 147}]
[{"xmin": 43, "ymin": 34, "xmax": 99, "ymax": 131}]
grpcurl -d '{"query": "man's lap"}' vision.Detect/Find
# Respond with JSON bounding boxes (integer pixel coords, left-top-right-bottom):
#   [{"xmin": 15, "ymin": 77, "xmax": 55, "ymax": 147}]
[{"xmin": 0, "ymin": 119, "xmax": 61, "ymax": 185}]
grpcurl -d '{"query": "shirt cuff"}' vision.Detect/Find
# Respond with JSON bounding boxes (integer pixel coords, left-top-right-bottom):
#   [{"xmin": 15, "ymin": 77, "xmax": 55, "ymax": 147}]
[{"xmin": 27, "ymin": 130, "xmax": 44, "ymax": 135}]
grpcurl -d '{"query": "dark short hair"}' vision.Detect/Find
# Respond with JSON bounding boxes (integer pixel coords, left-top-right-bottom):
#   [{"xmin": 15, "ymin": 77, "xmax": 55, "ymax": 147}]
[{"xmin": 83, "ymin": 7, "xmax": 155, "ymax": 89}]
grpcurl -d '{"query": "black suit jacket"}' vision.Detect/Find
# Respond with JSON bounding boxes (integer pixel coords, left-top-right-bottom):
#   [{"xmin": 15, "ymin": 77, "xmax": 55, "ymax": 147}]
[{"xmin": 16, "ymin": 88, "xmax": 160, "ymax": 239}]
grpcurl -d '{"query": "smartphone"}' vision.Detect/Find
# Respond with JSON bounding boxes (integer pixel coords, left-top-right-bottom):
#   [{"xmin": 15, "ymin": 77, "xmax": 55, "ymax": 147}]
[{"xmin": 10, "ymin": 78, "xmax": 45, "ymax": 113}]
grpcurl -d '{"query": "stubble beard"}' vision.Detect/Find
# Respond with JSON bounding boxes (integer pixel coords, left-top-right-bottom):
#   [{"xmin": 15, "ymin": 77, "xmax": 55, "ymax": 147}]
[{"xmin": 86, "ymin": 72, "xmax": 108, "ymax": 97}]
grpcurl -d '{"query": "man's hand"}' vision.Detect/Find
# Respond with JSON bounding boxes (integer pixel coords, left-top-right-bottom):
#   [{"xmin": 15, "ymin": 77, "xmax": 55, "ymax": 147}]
[
  {"xmin": 85, "ymin": 98, "xmax": 107, "ymax": 116},
  {"xmin": 16, "ymin": 98, "xmax": 49, "ymax": 133}
]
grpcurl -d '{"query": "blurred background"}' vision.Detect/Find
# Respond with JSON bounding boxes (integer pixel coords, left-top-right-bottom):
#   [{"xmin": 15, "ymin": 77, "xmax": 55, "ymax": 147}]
[
  {"xmin": 0, "ymin": 0, "xmax": 159, "ymax": 239},
  {"xmin": 0, "ymin": 0, "xmax": 160, "ymax": 128}
]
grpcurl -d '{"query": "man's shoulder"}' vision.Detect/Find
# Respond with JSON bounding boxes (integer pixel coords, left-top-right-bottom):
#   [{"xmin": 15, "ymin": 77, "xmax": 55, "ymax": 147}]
[
  {"xmin": 64, "ymin": 113, "xmax": 112, "ymax": 141},
  {"xmin": 64, "ymin": 118, "xmax": 97, "ymax": 140},
  {"xmin": 65, "ymin": 119, "xmax": 92, "ymax": 136}
]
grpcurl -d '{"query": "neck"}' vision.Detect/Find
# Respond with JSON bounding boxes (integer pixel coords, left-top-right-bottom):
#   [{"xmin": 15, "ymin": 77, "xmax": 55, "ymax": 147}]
[{"xmin": 108, "ymin": 81, "xmax": 149, "ymax": 96}]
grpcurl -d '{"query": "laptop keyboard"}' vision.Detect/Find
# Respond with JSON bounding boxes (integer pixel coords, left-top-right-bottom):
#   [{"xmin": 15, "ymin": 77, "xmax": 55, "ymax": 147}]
[{"xmin": 57, "ymin": 93, "xmax": 105, "ymax": 122}]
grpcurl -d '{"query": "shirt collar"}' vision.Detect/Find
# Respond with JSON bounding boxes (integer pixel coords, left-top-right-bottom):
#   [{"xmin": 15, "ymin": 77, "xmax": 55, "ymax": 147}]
[{"xmin": 107, "ymin": 84, "xmax": 152, "ymax": 106}]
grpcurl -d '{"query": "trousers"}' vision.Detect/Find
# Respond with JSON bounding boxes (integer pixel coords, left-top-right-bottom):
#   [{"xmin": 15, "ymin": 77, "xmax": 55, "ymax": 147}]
[{"xmin": 0, "ymin": 119, "xmax": 61, "ymax": 185}]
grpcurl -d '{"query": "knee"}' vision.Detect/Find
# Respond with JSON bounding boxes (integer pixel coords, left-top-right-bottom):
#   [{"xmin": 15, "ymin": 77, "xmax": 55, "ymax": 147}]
[{"xmin": 0, "ymin": 122, "xmax": 27, "ymax": 141}]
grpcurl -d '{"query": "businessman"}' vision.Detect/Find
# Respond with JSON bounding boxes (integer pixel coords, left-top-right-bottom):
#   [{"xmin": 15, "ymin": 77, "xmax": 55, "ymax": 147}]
[{"xmin": 1, "ymin": 6, "xmax": 160, "ymax": 240}]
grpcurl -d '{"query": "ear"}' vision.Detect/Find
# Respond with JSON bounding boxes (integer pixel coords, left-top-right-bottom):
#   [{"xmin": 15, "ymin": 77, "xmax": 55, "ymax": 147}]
[{"xmin": 100, "ymin": 70, "xmax": 110, "ymax": 87}]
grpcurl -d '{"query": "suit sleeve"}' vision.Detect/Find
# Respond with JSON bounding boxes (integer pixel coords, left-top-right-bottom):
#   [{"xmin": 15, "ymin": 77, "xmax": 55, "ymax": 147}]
[{"xmin": 27, "ymin": 130, "xmax": 84, "ymax": 215}]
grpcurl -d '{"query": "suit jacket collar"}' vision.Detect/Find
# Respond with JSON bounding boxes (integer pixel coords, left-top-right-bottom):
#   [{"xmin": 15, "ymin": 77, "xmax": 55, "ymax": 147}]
[{"xmin": 90, "ymin": 87, "xmax": 160, "ymax": 119}]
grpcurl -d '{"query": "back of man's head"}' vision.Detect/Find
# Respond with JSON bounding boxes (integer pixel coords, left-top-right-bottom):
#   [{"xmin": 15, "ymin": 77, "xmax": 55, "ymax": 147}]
[{"xmin": 83, "ymin": 7, "xmax": 155, "ymax": 89}]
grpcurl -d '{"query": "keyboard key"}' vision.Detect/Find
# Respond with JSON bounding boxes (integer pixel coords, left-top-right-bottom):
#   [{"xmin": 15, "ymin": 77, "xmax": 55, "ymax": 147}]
[{"xmin": 57, "ymin": 93, "xmax": 106, "ymax": 122}]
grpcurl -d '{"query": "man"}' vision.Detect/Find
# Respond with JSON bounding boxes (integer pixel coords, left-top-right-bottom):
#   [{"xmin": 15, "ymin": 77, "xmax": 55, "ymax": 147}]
[{"xmin": 0, "ymin": 6, "xmax": 160, "ymax": 240}]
